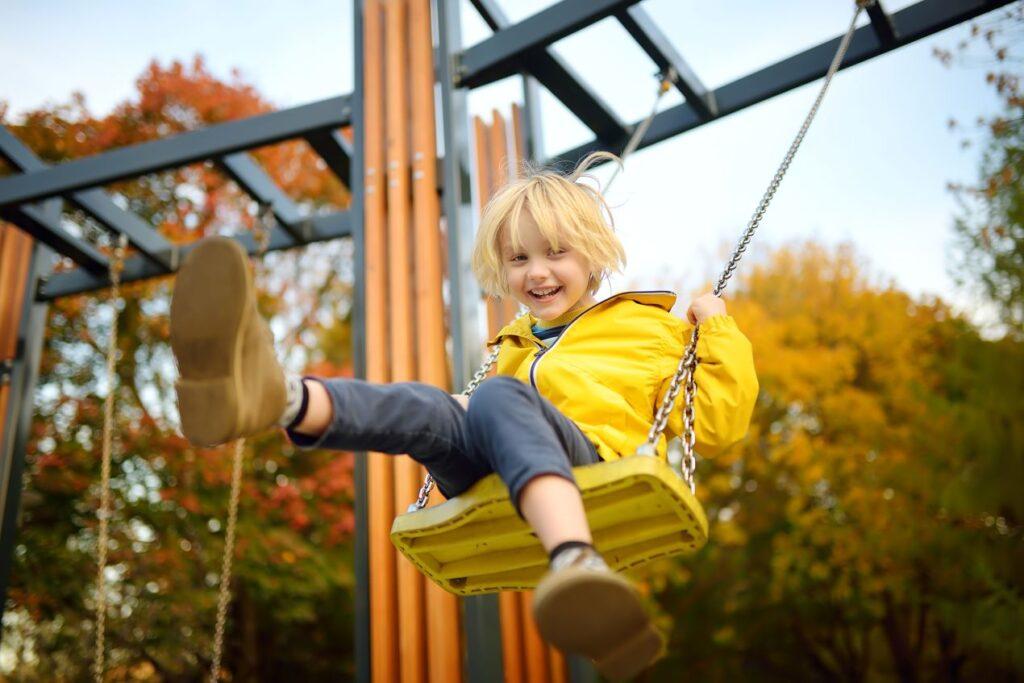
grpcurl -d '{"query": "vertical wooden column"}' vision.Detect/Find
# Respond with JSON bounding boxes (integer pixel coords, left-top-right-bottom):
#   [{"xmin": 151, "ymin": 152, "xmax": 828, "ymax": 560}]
[
  {"xmin": 0, "ymin": 226, "xmax": 34, "ymax": 457},
  {"xmin": 364, "ymin": 1, "xmax": 400, "ymax": 681},
  {"xmin": 409, "ymin": 0, "xmax": 463, "ymax": 680},
  {"xmin": 486, "ymin": 111, "xmax": 520, "ymax": 326},
  {"xmin": 473, "ymin": 108, "xmax": 568, "ymax": 683},
  {"xmin": 384, "ymin": 1, "xmax": 429, "ymax": 682}
]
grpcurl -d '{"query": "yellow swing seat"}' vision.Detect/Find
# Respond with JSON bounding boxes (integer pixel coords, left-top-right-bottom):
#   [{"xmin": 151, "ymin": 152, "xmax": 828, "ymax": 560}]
[{"xmin": 390, "ymin": 455, "xmax": 708, "ymax": 596}]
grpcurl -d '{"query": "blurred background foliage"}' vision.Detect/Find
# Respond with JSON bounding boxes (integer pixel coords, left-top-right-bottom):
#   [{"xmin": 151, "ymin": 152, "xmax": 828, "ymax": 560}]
[{"xmin": 0, "ymin": 5, "xmax": 1021, "ymax": 681}]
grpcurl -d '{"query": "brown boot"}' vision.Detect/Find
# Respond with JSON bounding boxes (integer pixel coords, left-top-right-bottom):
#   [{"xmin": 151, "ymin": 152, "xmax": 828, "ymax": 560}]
[
  {"xmin": 533, "ymin": 547, "xmax": 665, "ymax": 681},
  {"xmin": 170, "ymin": 237, "xmax": 286, "ymax": 446}
]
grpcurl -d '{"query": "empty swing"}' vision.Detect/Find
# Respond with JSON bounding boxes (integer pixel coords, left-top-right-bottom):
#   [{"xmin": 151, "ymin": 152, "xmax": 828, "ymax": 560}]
[{"xmin": 391, "ymin": 0, "xmax": 869, "ymax": 596}]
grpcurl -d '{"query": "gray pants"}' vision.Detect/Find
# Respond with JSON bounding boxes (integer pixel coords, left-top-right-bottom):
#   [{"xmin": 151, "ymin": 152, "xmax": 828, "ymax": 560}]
[{"xmin": 286, "ymin": 376, "xmax": 600, "ymax": 511}]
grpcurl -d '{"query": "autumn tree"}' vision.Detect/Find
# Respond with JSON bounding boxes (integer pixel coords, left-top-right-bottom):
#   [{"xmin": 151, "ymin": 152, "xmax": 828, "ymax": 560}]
[
  {"xmin": 641, "ymin": 243, "xmax": 1023, "ymax": 682},
  {"xmin": 1, "ymin": 58, "xmax": 359, "ymax": 680},
  {"xmin": 939, "ymin": 4, "xmax": 1024, "ymax": 338}
]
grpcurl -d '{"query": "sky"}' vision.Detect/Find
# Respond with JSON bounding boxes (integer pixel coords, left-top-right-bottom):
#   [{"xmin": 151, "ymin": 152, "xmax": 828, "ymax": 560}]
[{"xmin": 0, "ymin": 0, "xmax": 1011, "ymax": 326}]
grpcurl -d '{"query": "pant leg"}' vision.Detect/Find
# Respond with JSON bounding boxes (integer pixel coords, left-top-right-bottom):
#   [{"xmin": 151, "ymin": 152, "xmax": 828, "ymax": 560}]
[
  {"xmin": 285, "ymin": 378, "xmax": 492, "ymax": 498},
  {"xmin": 465, "ymin": 376, "xmax": 600, "ymax": 511}
]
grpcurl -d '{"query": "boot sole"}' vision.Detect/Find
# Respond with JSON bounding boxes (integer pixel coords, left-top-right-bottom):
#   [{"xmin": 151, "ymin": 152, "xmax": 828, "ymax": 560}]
[
  {"xmin": 533, "ymin": 568, "xmax": 665, "ymax": 680},
  {"xmin": 170, "ymin": 238, "xmax": 252, "ymax": 446}
]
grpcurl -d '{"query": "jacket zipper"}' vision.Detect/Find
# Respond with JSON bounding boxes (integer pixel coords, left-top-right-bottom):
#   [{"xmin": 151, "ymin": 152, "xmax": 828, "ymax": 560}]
[{"xmin": 527, "ymin": 305, "xmax": 593, "ymax": 389}]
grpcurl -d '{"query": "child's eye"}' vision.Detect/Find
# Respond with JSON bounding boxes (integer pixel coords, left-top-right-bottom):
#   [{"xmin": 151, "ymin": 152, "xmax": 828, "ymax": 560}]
[
  {"xmin": 509, "ymin": 254, "xmax": 526, "ymax": 263},
  {"xmin": 549, "ymin": 248, "xmax": 567, "ymax": 256}
]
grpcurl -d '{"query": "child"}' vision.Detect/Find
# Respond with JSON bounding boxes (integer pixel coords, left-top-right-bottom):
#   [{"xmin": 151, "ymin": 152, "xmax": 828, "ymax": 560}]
[{"xmin": 170, "ymin": 152, "xmax": 758, "ymax": 680}]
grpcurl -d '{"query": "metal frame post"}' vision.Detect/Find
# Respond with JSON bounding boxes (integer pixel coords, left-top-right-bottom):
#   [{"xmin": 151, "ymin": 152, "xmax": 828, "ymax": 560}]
[
  {"xmin": 351, "ymin": 1, "xmax": 370, "ymax": 681},
  {"xmin": 0, "ymin": 230, "xmax": 57, "ymax": 628},
  {"xmin": 436, "ymin": 1, "xmax": 504, "ymax": 681}
]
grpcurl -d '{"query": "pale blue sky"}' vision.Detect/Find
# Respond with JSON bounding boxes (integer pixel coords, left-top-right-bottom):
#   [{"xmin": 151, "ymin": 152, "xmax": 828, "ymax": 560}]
[{"xmin": 0, "ymin": 0, "xmax": 1008, "ymax": 324}]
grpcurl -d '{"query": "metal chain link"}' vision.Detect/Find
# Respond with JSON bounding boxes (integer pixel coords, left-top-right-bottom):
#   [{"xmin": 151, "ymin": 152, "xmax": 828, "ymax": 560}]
[
  {"xmin": 408, "ymin": 346, "xmax": 501, "ymax": 512},
  {"xmin": 209, "ymin": 438, "xmax": 245, "ymax": 682},
  {"xmin": 208, "ymin": 208, "xmax": 272, "ymax": 681},
  {"xmin": 638, "ymin": 2, "xmax": 867, "ymax": 493},
  {"xmin": 93, "ymin": 234, "xmax": 128, "ymax": 683}
]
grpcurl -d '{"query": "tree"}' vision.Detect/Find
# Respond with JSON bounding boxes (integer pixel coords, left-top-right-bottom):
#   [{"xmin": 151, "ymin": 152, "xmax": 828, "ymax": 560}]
[
  {"xmin": 1, "ymin": 57, "xmax": 359, "ymax": 680},
  {"xmin": 641, "ymin": 242, "xmax": 1024, "ymax": 682},
  {"xmin": 939, "ymin": 4, "xmax": 1024, "ymax": 339}
]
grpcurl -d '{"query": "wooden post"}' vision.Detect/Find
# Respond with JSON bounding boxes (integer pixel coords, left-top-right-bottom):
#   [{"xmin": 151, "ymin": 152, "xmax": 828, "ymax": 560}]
[
  {"xmin": 409, "ymin": 0, "xmax": 463, "ymax": 680},
  {"xmin": 364, "ymin": 1, "xmax": 399, "ymax": 680}
]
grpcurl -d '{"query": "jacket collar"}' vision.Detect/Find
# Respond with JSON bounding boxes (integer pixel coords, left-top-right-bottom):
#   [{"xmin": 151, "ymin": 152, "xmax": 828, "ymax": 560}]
[{"xmin": 487, "ymin": 290, "xmax": 677, "ymax": 346}]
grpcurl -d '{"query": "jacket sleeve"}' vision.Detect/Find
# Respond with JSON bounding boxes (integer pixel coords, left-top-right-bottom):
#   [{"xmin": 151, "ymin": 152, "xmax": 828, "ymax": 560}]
[{"xmin": 656, "ymin": 314, "xmax": 759, "ymax": 457}]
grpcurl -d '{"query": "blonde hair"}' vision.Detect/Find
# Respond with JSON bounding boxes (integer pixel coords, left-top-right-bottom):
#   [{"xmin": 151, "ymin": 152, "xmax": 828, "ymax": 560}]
[{"xmin": 472, "ymin": 151, "xmax": 627, "ymax": 298}]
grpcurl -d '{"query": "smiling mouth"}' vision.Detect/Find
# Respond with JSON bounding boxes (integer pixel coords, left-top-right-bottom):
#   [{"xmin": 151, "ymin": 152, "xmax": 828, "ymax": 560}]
[{"xmin": 528, "ymin": 286, "xmax": 563, "ymax": 302}]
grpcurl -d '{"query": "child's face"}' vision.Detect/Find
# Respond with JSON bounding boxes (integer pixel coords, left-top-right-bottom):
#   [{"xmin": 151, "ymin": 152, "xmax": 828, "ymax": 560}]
[{"xmin": 501, "ymin": 211, "xmax": 596, "ymax": 322}]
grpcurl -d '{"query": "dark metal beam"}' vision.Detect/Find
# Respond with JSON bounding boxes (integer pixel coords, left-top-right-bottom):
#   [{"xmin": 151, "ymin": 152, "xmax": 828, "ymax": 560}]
[
  {"xmin": 305, "ymin": 129, "xmax": 353, "ymax": 188},
  {"xmin": 523, "ymin": 51, "xmax": 627, "ymax": 144},
  {"xmin": 0, "ymin": 128, "xmax": 171, "ymax": 270},
  {"xmin": 866, "ymin": 1, "xmax": 899, "ymax": 47},
  {"xmin": 0, "ymin": 95, "xmax": 353, "ymax": 208},
  {"xmin": 0, "ymin": 242, "xmax": 55, "ymax": 634},
  {"xmin": 458, "ymin": 0, "xmax": 643, "ymax": 88},
  {"xmin": 350, "ymin": 0, "xmax": 370, "ymax": 680},
  {"xmin": 468, "ymin": 0, "xmax": 627, "ymax": 150},
  {"xmin": 615, "ymin": 6, "xmax": 717, "ymax": 121},
  {"xmin": 66, "ymin": 191, "xmax": 174, "ymax": 269},
  {"xmin": 37, "ymin": 210, "xmax": 352, "ymax": 300},
  {"xmin": 548, "ymin": 0, "xmax": 1014, "ymax": 168},
  {"xmin": 0, "ymin": 203, "xmax": 107, "ymax": 274},
  {"xmin": 219, "ymin": 153, "xmax": 305, "ymax": 243}
]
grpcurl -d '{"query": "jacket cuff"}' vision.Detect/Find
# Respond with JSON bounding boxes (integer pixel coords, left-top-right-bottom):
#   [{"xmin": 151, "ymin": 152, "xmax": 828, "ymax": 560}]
[{"xmin": 698, "ymin": 314, "xmax": 736, "ymax": 333}]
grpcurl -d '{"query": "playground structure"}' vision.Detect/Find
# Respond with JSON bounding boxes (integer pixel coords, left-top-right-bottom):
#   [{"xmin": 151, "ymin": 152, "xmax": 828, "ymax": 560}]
[{"xmin": 0, "ymin": 1, "xmax": 1012, "ymax": 681}]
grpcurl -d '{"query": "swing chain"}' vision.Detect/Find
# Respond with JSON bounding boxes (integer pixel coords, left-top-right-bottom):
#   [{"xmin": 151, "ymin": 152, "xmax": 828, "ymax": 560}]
[
  {"xmin": 93, "ymin": 234, "xmax": 128, "ymax": 683},
  {"xmin": 637, "ymin": 0, "xmax": 866, "ymax": 491},
  {"xmin": 605, "ymin": 67, "xmax": 676, "ymax": 193},
  {"xmin": 409, "ymin": 345, "xmax": 501, "ymax": 512},
  {"xmin": 209, "ymin": 215, "xmax": 273, "ymax": 681},
  {"xmin": 253, "ymin": 201, "xmax": 274, "ymax": 255},
  {"xmin": 209, "ymin": 438, "xmax": 246, "ymax": 682}
]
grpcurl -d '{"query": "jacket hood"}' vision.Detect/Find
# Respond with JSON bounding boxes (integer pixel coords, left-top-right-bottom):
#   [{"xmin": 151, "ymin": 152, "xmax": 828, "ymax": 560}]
[{"xmin": 487, "ymin": 290, "xmax": 678, "ymax": 347}]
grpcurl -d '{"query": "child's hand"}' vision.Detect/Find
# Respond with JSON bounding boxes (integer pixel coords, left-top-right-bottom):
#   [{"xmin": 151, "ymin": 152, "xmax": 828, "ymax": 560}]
[{"xmin": 686, "ymin": 293, "xmax": 727, "ymax": 325}]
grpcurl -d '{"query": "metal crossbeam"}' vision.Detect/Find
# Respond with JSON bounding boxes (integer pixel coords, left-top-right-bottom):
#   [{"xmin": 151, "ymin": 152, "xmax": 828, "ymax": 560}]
[
  {"xmin": 548, "ymin": 0, "xmax": 1014, "ymax": 167},
  {"xmin": 0, "ymin": 128, "xmax": 175, "ymax": 270},
  {"xmin": 615, "ymin": 6, "xmax": 717, "ymax": 121},
  {"xmin": 0, "ymin": 95, "xmax": 353, "ymax": 209},
  {"xmin": 219, "ymin": 153, "xmax": 305, "ymax": 243},
  {"xmin": 469, "ymin": 0, "xmax": 626, "ymax": 143},
  {"xmin": 458, "ymin": 0, "xmax": 643, "ymax": 88},
  {"xmin": 0, "ymin": 203, "xmax": 107, "ymax": 273},
  {"xmin": 38, "ymin": 210, "xmax": 353, "ymax": 300},
  {"xmin": 866, "ymin": 1, "xmax": 899, "ymax": 47},
  {"xmin": 305, "ymin": 129, "xmax": 353, "ymax": 188}
]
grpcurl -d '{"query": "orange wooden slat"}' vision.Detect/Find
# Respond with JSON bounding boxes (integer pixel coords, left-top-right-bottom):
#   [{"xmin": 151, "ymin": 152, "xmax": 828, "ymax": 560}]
[
  {"xmin": 485, "ymin": 111, "xmax": 520, "ymax": 328},
  {"xmin": 364, "ymin": 1, "xmax": 400, "ymax": 680},
  {"xmin": 487, "ymin": 109, "xmax": 510, "ymax": 190},
  {"xmin": 522, "ymin": 591, "xmax": 551, "ymax": 682},
  {"xmin": 408, "ymin": 0, "xmax": 463, "ymax": 679},
  {"xmin": 385, "ymin": 0, "xmax": 428, "ymax": 680},
  {"xmin": 0, "ymin": 226, "xmax": 34, "ymax": 448},
  {"xmin": 511, "ymin": 103, "xmax": 527, "ymax": 177},
  {"xmin": 473, "ymin": 116, "xmax": 493, "ymax": 205},
  {"xmin": 499, "ymin": 592, "xmax": 525, "ymax": 683},
  {"xmin": 548, "ymin": 646, "xmax": 567, "ymax": 683}
]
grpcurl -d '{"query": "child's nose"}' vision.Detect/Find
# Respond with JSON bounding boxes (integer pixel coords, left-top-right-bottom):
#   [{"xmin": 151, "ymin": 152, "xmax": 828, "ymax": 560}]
[{"xmin": 526, "ymin": 261, "xmax": 551, "ymax": 280}]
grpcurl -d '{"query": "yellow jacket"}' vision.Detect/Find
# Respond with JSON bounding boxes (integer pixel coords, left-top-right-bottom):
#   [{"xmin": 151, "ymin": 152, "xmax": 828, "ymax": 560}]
[{"xmin": 487, "ymin": 291, "xmax": 759, "ymax": 463}]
